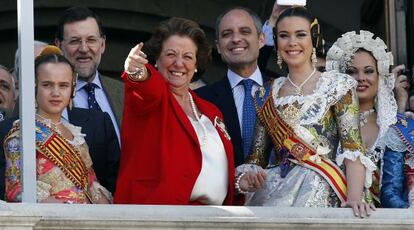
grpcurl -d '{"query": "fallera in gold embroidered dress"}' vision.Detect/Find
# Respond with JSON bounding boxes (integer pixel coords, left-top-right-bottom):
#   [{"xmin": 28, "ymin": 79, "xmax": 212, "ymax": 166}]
[
  {"xmin": 4, "ymin": 119, "xmax": 112, "ymax": 203},
  {"xmin": 237, "ymin": 71, "xmax": 376, "ymax": 207}
]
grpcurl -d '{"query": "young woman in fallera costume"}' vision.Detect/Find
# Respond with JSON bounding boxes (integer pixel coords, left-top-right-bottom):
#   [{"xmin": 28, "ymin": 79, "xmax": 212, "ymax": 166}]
[{"xmin": 236, "ymin": 7, "xmax": 375, "ymax": 217}]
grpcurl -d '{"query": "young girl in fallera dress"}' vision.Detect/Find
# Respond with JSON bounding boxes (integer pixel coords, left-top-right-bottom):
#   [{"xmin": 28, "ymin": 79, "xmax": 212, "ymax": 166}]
[{"xmin": 4, "ymin": 46, "xmax": 111, "ymax": 203}]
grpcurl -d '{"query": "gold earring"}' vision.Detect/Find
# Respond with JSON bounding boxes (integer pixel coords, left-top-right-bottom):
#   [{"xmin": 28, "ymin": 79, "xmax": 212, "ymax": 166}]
[
  {"xmin": 72, "ymin": 73, "xmax": 78, "ymax": 98},
  {"xmin": 68, "ymin": 98, "xmax": 73, "ymax": 110},
  {"xmin": 312, "ymin": 48, "xmax": 317, "ymax": 67},
  {"xmin": 277, "ymin": 52, "xmax": 283, "ymax": 69}
]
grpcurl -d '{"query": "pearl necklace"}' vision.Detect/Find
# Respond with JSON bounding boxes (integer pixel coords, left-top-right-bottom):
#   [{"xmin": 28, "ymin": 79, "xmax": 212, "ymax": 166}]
[
  {"xmin": 287, "ymin": 68, "xmax": 316, "ymax": 96},
  {"xmin": 188, "ymin": 92, "xmax": 207, "ymax": 146},
  {"xmin": 359, "ymin": 108, "xmax": 375, "ymax": 127}
]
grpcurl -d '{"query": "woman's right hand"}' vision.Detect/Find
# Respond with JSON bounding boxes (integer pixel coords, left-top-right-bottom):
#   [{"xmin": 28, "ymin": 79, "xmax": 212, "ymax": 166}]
[
  {"xmin": 124, "ymin": 42, "xmax": 149, "ymax": 81},
  {"xmin": 239, "ymin": 171, "xmax": 267, "ymax": 193},
  {"xmin": 341, "ymin": 200, "xmax": 376, "ymax": 218}
]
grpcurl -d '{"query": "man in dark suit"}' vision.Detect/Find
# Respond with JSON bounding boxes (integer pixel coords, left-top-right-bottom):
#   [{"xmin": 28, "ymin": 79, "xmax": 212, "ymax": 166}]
[
  {"xmin": 0, "ymin": 108, "xmax": 120, "ymax": 198},
  {"xmin": 55, "ymin": 7, "xmax": 123, "ymax": 143},
  {"xmin": 196, "ymin": 7, "xmax": 268, "ymax": 167}
]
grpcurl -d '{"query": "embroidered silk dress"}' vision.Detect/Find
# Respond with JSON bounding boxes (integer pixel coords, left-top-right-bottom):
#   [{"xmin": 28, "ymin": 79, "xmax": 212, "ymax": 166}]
[
  {"xmin": 4, "ymin": 119, "xmax": 112, "ymax": 203},
  {"xmin": 381, "ymin": 114, "xmax": 414, "ymax": 208},
  {"xmin": 238, "ymin": 71, "xmax": 376, "ymax": 207}
]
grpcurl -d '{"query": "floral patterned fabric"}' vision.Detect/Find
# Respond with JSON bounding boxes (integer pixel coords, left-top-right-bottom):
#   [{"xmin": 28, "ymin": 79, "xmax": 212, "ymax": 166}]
[
  {"xmin": 4, "ymin": 119, "xmax": 112, "ymax": 203},
  {"xmin": 238, "ymin": 71, "xmax": 376, "ymax": 207}
]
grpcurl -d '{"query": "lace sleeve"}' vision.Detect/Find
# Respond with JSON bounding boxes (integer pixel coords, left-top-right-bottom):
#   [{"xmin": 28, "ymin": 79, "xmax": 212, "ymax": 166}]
[
  {"xmin": 63, "ymin": 122, "xmax": 86, "ymax": 146},
  {"xmin": 334, "ymin": 89, "xmax": 376, "ymax": 188},
  {"xmin": 37, "ymin": 181, "xmax": 52, "ymax": 202},
  {"xmin": 88, "ymin": 169, "xmax": 113, "ymax": 203},
  {"xmin": 383, "ymin": 127, "xmax": 408, "ymax": 153}
]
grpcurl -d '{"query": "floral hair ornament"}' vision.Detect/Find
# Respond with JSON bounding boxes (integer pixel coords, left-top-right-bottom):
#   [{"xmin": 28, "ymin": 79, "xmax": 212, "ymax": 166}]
[
  {"xmin": 310, "ymin": 18, "xmax": 321, "ymax": 48},
  {"xmin": 38, "ymin": 45, "xmax": 63, "ymax": 56},
  {"xmin": 326, "ymin": 30, "xmax": 397, "ymax": 139}
]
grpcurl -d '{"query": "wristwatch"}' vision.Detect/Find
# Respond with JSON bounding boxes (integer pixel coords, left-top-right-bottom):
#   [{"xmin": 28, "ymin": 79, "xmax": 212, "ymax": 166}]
[{"xmin": 125, "ymin": 66, "xmax": 146, "ymax": 81}]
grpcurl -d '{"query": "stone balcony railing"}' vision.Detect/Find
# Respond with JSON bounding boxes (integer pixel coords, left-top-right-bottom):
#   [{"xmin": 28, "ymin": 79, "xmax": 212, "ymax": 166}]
[{"xmin": 1, "ymin": 201, "xmax": 414, "ymax": 229}]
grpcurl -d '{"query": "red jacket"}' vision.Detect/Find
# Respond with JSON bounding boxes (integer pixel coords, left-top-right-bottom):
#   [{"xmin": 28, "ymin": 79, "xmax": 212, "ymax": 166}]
[{"xmin": 114, "ymin": 65, "xmax": 235, "ymax": 205}]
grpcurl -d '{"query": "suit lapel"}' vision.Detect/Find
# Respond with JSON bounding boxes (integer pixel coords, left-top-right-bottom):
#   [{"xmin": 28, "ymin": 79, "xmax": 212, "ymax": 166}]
[
  {"xmin": 214, "ymin": 77, "xmax": 244, "ymax": 165},
  {"xmin": 99, "ymin": 74, "xmax": 124, "ymax": 126},
  {"xmin": 262, "ymin": 73, "xmax": 271, "ymax": 84},
  {"xmin": 216, "ymin": 78, "xmax": 242, "ymax": 140},
  {"xmin": 67, "ymin": 108, "xmax": 89, "ymax": 128}
]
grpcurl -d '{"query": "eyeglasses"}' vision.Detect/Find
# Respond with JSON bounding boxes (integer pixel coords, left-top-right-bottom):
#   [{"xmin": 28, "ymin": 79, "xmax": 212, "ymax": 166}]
[{"xmin": 63, "ymin": 37, "xmax": 102, "ymax": 49}]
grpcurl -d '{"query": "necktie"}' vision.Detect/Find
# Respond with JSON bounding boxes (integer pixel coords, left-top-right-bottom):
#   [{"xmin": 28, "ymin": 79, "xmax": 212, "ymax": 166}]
[
  {"xmin": 241, "ymin": 79, "xmax": 256, "ymax": 158},
  {"xmin": 84, "ymin": 83, "xmax": 102, "ymax": 111}
]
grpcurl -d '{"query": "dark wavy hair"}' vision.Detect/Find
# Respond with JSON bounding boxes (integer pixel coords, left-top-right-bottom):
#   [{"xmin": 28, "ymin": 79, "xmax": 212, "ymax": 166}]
[
  {"xmin": 143, "ymin": 17, "xmax": 211, "ymax": 74},
  {"xmin": 55, "ymin": 6, "xmax": 105, "ymax": 41},
  {"xmin": 273, "ymin": 7, "xmax": 321, "ymax": 49}
]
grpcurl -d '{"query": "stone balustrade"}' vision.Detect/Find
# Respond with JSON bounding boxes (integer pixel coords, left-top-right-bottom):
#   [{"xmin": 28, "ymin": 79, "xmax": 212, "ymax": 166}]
[{"xmin": 0, "ymin": 201, "xmax": 413, "ymax": 229}]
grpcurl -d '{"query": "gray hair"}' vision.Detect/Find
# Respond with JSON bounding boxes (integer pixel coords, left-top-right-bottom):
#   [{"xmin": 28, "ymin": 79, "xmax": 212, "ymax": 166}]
[
  {"xmin": 215, "ymin": 7, "xmax": 263, "ymax": 39},
  {"xmin": 0, "ymin": 65, "xmax": 17, "ymax": 100},
  {"xmin": 14, "ymin": 40, "xmax": 48, "ymax": 82}
]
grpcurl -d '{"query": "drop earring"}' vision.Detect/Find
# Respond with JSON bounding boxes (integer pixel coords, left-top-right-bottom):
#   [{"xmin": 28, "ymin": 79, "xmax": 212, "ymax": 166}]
[
  {"xmin": 277, "ymin": 52, "xmax": 283, "ymax": 69},
  {"xmin": 69, "ymin": 73, "xmax": 77, "ymax": 110},
  {"xmin": 68, "ymin": 98, "xmax": 73, "ymax": 110},
  {"xmin": 311, "ymin": 47, "xmax": 317, "ymax": 67}
]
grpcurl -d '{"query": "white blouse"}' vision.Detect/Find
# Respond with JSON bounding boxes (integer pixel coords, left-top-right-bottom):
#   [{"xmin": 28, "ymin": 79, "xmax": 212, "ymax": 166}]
[{"xmin": 188, "ymin": 114, "xmax": 228, "ymax": 205}]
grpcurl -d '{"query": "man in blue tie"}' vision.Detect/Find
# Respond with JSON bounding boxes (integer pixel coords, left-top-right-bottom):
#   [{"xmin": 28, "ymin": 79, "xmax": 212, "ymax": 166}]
[
  {"xmin": 196, "ymin": 7, "xmax": 268, "ymax": 166},
  {"xmin": 55, "ymin": 7, "xmax": 123, "ymax": 144}
]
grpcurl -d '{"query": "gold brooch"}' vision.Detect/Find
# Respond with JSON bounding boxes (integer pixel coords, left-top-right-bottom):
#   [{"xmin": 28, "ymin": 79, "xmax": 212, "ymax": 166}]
[
  {"xmin": 214, "ymin": 116, "xmax": 231, "ymax": 140},
  {"xmin": 401, "ymin": 118, "xmax": 408, "ymax": 127},
  {"xmin": 259, "ymin": 86, "xmax": 266, "ymax": 100},
  {"xmin": 281, "ymin": 103, "xmax": 301, "ymax": 126}
]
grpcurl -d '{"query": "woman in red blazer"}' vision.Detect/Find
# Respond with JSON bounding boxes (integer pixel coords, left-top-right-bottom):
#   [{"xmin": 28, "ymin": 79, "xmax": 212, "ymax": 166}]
[{"xmin": 114, "ymin": 17, "xmax": 235, "ymax": 205}]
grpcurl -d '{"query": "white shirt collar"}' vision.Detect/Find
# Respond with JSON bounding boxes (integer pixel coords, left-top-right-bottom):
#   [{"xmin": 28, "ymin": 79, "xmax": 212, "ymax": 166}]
[
  {"xmin": 227, "ymin": 67, "xmax": 263, "ymax": 89},
  {"xmin": 75, "ymin": 70, "xmax": 102, "ymax": 91}
]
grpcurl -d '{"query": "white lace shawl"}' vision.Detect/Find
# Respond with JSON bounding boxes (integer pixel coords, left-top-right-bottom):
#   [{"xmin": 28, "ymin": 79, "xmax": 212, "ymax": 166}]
[
  {"xmin": 325, "ymin": 30, "xmax": 397, "ymax": 144},
  {"xmin": 272, "ymin": 71, "xmax": 356, "ymax": 125},
  {"xmin": 237, "ymin": 71, "xmax": 376, "ymax": 188},
  {"xmin": 36, "ymin": 118, "xmax": 86, "ymax": 146},
  {"xmin": 383, "ymin": 127, "xmax": 414, "ymax": 169},
  {"xmin": 61, "ymin": 122, "xmax": 87, "ymax": 147}
]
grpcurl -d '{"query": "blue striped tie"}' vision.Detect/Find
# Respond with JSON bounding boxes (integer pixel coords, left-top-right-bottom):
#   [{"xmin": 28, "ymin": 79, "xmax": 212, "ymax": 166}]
[
  {"xmin": 241, "ymin": 79, "xmax": 256, "ymax": 158},
  {"xmin": 84, "ymin": 83, "xmax": 102, "ymax": 111}
]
